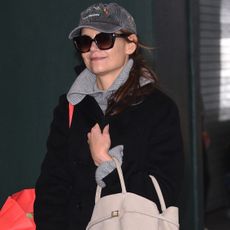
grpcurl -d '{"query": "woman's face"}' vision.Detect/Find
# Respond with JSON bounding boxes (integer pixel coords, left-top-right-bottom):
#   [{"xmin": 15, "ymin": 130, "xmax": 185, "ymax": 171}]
[{"xmin": 80, "ymin": 28, "xmax": 137, "ymax": 85}]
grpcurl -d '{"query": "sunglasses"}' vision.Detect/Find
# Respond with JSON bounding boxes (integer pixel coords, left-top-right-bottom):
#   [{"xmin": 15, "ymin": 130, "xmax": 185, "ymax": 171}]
[{"xmin": 73, "ymin": 32, "xmax": 129, "ymax": 53}]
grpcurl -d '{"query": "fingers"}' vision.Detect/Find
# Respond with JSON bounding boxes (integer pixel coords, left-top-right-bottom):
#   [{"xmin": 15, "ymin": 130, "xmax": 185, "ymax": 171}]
[
  {"xmin": 91, "ymin": 123, "xmax": 101, "ymax": 133},
  {"xmin": 87, "ymin": 123, "xmax": 111, "ymax": 165},
  {"xmin": 91, "ymin": 123, "xmax": 110, "ymax": 133},
  {"xmin": 89, "ymin": 123, "xmax": 110, "ymax": 137},
  {"xmin": 103, "ymin": 124, "xmax": 110, "ymax": 134},
  {"xmin": 88, "ymin": 123, "xmax": 100, "ymax": 144},
  {"xmin": 93, "ymin": 123, "xmax": 100, "ymax": 129}
]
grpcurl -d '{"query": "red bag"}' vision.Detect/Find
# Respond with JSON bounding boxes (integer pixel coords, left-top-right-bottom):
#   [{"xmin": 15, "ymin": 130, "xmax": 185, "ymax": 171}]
[
  {"xmin": 0, "ymin": 103, "xmax": 74, "ymax": 230},
  {"xmin": 0, "ymin": 188, "xmax": 35, "ymax": 230}
]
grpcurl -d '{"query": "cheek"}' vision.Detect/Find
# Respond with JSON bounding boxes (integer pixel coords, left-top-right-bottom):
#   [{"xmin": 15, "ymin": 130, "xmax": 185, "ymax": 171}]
[
  {"xmin": 116, "ymin": 42, "xmax": 131, "ymax": 59},
  {"xmin": 112, "ymin": 46, "xmax": 129, "ymax": 62},
  {"xmin": 81, "ymin": 54, "xmax": 87, "ymax": 62},
  {"xmin": 81, "ymin": 54, "xmax": 90, "ymax": 66}
]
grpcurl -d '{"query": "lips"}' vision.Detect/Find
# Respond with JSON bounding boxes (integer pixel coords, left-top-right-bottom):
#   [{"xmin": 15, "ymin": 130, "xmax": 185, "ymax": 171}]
[
  {"xmin": 91, "ymin": 57, "xmax": 106, "ymax": 61},
  {"xmin": 90, "ymin": 56, "xmax": 107, "ymax": 61}
]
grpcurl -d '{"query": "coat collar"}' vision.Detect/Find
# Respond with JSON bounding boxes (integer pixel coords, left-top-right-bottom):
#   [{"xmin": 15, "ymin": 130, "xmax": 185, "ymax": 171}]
[{"xmin": 77, "ymin": 95, "xmax": 107, "ymax": 129}]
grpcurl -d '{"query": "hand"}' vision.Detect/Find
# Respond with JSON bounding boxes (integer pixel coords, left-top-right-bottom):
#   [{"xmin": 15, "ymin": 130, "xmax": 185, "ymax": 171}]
[{"xmin": 87, "ymin": 123, "xmax": 112, "ymax": 166}]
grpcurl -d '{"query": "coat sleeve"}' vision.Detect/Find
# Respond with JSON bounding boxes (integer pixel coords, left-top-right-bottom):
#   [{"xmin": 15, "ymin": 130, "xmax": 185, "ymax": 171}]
[
  {"xmin": 103, "ymin": 92, "xmax": 184, "ymax": 209},
  {"xmin": 34, "ymin": 95, "xmax": 73, "ymax": 230},
  {"xmin": 145, "ymin": 96, "xmax": 184, "ymax": 208}
]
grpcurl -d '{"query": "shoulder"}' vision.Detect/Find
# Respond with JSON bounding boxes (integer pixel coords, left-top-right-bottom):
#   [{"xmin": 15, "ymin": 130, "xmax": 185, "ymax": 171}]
[
  {"xmin": 137, "ymin": 87, "xmax": 181, "ymax": 126},
  {"xmin": 58, "ymin": 94, "xmax": 68, "ymax": 106},
  {"xmin": 145, "ymin": 88, "xmax": 179, "ymax": 112},
  {"xmin": 53, "ymin": 94, "xmax": 69, "ymax": 112},
  {"xmin": 50, "ymin": 94, "xmax": 69, "ymax": 127}
]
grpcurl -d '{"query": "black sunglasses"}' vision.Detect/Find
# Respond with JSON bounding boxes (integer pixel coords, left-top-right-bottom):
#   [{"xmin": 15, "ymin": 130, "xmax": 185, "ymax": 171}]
[{"xmin": 73, "ymin": 32, "xmax": 129, "ymax": 53}]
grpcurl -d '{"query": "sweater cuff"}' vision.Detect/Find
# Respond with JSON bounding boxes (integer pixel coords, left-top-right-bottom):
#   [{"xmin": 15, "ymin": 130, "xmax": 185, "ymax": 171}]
[{"xmin": 95, "ymin": 145, "xmax": 123, "ymax": 188}]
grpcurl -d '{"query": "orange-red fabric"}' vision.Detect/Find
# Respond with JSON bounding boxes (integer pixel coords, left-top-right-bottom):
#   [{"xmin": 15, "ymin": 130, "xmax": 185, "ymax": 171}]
[
  {"xmin": 0, "ymin": 189, "xmax": 35, "ymax": 230},
  {"xmin": 68, "ymin": 103, "xmax": 74, "ymax": 127}
]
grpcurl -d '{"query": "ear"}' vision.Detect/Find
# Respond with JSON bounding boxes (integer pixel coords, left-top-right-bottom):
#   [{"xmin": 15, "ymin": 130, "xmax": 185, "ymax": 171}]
[{"xmin": 125, "ymin": 34, "xmax": 138, "ymax": 55}]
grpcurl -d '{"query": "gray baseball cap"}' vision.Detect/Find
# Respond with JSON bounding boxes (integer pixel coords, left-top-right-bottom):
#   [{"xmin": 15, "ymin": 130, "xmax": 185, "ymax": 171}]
[{"xmin": 68, "ymin": 2, "xmax": 137, "ymax": 39}]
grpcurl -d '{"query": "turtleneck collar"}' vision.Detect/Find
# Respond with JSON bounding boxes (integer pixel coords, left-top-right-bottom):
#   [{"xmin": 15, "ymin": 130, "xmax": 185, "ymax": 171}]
[{"xmin": 67, "ymin": 59, "xmax": 134, "ymax": 105}]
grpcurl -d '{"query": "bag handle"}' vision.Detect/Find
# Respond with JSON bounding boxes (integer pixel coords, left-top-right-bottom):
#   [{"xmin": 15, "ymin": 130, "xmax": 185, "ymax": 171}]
[
  {"xmin": 149, "ymin": 175, "xmax": 167, "ymax": 211},
  {"xmin": 95, "ymin": 157, "xmax": 127, "ymax": 202},
  {"xmin": 95, "ymin": 158, "xmax": 167, "ymax": 212}
]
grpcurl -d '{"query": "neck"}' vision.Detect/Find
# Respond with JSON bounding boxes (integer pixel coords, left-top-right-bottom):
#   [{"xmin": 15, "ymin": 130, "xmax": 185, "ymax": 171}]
[
  {"xmin": 96, "ymin": 58, "xmax": 130, "ymax": 90},
  {"xmin": 96, "ymin": 69, "xmax": 123, "ymax": 90}
]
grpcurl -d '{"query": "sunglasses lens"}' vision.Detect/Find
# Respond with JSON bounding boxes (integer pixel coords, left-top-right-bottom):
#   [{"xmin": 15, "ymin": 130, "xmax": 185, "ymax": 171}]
[
  {"xmin": 73, "ymin": 33, "xmax": 116, "ymax": 53},
  {"xmin": 95, "ymin": 33, "xmax": 114, "ymax": 50},
  {"xmin": 74, "ymin": 35, "xmax": 92, "ymax": 53}
]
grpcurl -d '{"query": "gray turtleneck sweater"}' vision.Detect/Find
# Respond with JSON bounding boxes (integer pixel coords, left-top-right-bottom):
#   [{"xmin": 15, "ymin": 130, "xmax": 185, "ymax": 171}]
[{"xmin": 67, "ymin": 59, "xmax": 152, "ymax": 187}]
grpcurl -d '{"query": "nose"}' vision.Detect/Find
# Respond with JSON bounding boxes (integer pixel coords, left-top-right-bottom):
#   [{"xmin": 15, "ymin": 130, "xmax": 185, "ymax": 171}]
[{"xmin": 89, "ymin": 41, "xmax": 99, "ymax": 51}]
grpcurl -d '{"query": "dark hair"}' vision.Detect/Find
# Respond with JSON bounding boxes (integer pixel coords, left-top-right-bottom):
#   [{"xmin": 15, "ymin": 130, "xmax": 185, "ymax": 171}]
[{"xmin": 106, "ymin": 34, "xmax": 158, "ymax": 116}]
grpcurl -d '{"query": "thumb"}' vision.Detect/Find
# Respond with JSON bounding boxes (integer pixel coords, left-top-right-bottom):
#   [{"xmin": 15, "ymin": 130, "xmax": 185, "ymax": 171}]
[{"xmin": 103, "ymin": 124, "xmax": 110, "ymax": 134}]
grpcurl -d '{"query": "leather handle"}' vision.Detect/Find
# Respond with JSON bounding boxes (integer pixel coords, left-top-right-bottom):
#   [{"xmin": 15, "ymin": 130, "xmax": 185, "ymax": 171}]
[
  {"xmin": 149, "ymin": 175, "xmax": 167, "ymax": 211},
  {"xmin": 95, "ymin": 157, "xmax": 127, "ymax": 203},
  {"xmin": 95, "ymin": 158, "xmax": 167, "ymax": 213}
]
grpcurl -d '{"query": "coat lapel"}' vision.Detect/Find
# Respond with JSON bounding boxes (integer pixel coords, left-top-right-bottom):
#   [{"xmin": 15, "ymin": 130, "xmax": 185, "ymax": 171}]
[{"xmin": 78, "ymin": 95, "xmax": 105, "ymax": 127}]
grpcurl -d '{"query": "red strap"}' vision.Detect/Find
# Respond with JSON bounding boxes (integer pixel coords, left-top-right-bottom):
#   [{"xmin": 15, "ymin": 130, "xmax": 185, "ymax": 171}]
[{"xmin": 68, "ymin": 103, "xmax": 74, "ymax": 127}]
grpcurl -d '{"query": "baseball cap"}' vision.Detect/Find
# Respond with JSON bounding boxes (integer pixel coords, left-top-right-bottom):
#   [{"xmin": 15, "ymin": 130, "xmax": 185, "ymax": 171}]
[{"xmin": 68, "ymin": 2, "xmax": 137, "ymax": 39}]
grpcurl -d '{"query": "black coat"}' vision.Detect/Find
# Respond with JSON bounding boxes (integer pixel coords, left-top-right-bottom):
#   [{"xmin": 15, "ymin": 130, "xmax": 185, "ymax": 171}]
[{"xmin": 34, "ymin": 88, "xmax": 184, "ymax": 230}]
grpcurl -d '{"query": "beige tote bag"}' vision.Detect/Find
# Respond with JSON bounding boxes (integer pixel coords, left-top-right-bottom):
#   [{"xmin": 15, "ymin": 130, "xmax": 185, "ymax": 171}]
[{"xmin": 86, "ymin": 157, "xmax": 179, "ymax": 230}]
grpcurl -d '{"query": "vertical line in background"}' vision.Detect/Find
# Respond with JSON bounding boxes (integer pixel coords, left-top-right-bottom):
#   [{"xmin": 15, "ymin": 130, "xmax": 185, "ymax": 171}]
[
  {"xmin": 187, "ymin": 0, "xmax": 204, "ymax": 229},
  {"xmin": 219, "ymin": 0, "xmax": 230, "ymax": 121}
]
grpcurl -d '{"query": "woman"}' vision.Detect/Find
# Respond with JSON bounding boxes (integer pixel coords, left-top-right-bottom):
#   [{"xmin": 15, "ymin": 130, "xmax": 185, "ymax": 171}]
[{"xmin": 34, "ymin": 2, "xmax": 183, "ymax": 230}]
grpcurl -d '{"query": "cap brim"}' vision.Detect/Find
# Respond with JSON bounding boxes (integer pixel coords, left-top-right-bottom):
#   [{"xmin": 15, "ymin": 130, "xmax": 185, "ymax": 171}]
[{"xmin": 68, "ymin": 22, "xmax": 122, "ymax": 39}]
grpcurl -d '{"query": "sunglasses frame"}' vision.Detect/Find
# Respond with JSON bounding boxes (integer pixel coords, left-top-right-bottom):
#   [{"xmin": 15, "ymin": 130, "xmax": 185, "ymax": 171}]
[{"xmin": 73, "ymin": 32, "xmax": 129, "ymax": 53}]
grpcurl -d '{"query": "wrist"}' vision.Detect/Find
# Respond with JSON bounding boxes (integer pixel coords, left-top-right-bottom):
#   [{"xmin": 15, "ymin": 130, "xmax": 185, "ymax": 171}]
[{"xmin": 95, "ymin": 152, "xmax": 112, "ymax": 165}]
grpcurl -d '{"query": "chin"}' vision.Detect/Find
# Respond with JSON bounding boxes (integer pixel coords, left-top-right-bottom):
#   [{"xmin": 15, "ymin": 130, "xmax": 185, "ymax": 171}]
[{"xmin": 89, "ymin": 66, "xmax": 108, "ymax": 76}]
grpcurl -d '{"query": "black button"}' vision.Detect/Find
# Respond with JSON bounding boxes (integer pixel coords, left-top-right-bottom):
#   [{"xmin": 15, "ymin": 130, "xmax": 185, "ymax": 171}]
[{"xmin": 76, "ymin": 202, "xmax": 82, "ymax": 210}]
